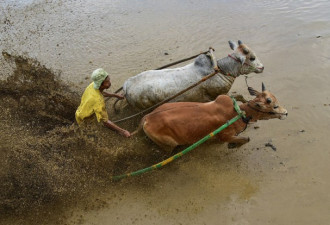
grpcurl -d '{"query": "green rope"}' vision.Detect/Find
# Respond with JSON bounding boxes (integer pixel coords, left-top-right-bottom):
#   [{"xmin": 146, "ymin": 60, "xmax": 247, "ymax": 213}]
[{"xmin": 112, "ymin": 97, "xmax": 245, "ymax": 181}]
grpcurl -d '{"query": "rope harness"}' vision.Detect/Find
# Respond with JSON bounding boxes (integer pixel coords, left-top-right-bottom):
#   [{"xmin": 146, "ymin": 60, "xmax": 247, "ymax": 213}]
[{"xmin": 112, "ymin": 97, "xmax": 246, "ymax": 181}]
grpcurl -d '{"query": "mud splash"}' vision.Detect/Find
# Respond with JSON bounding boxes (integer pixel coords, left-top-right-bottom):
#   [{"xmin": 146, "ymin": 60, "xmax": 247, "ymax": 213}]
[{"xmin": 0, "ymin": 53, "xmax": 163, "ymax": 221}]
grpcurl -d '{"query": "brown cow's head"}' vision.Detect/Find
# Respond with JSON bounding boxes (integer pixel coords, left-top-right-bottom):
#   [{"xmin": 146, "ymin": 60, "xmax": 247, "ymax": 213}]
[
  {"xmin": 247, "ymin": 83, "xmax": 288, "ymax": 120},
  {"xmin": 229, "ymin": 40, "xmax": 264, "ymax": 74}
]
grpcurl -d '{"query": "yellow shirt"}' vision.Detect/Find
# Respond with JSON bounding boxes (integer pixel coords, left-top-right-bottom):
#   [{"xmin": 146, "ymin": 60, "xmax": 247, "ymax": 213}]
[{"xmin": 75, "ymin": 83, "xmax": 109, "ymax": 125}]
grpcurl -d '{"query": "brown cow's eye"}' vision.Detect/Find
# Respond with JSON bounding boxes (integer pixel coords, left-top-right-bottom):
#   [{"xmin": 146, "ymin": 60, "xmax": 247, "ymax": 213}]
[
  {"xmin": 274, "ymin": 106, "xmax": 279, "ymax": 109},
  {"xmin": 250, "ymin": 56, "xmax": 255, "ymax": 61},
  {"xmin": 266, "ymin": 98, "xmax": 272, "ymax": 104}
]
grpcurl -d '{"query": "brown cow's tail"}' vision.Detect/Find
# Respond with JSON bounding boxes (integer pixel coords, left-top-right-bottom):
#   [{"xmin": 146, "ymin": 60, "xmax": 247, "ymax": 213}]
[{"xmin": 131, "ymin": 117, "xmax": 146, "ymax": 136}]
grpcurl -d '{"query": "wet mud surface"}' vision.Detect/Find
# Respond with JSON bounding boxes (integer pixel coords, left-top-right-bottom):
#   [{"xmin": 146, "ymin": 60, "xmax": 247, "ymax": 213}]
[{"xmin": 1, "ymin": 0, "xmax": 330, "ymax": 225}]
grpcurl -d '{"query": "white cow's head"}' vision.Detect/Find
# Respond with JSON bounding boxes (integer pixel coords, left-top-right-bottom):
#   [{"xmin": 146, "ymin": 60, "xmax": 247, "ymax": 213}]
[{"xmin": 228, "ymin": 40, "xmax": 264, "ymax": 74}]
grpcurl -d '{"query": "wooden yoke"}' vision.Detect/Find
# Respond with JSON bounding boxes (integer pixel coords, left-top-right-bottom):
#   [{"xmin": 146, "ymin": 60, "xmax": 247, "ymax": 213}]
[{"xmin": 209, "ymin": 47, "xmax": 219, "ymax": 71}]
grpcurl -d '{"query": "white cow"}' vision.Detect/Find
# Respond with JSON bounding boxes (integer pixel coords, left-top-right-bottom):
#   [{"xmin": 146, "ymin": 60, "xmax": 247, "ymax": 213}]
[{"xmin": 123, "ymin": 40, "xmax": 264, "ymax": 110}]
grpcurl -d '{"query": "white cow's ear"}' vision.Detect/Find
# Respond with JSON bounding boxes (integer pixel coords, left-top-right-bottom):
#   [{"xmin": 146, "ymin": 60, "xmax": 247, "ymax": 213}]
[{"xmin": 228, "ymin": 40, "xmax": 237, "ymax": 50}]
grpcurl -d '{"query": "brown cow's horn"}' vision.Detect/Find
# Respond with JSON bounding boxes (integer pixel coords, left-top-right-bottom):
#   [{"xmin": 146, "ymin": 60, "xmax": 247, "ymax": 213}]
[
  {"xmin": 238, "ymin": 40, "xmax": 243, "ymax": 45},
  {"xmin": 262, "ymin": 82, "xmax": 266, "ymax": 92}
]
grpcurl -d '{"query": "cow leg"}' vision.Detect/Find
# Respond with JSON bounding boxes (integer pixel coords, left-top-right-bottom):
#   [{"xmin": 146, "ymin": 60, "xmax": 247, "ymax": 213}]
[
  {"xmin": 143, "ymin": 126, "xmax": 177, "ymax": 154},
  {"xmin": 113, "ymin": 98, "xmax": 122, "ymax": 113},
  {"xmin": 227, "ymin": 136, "xmax": 250, "ymax": 144},
  {"xmin": 113, "ymin": 98, "xmax": 128, "ymax": 113},
  {"xmin": 227, "ymin": 136, "xmax": 250, "ymax": 148},
  {"xmin": 160, "ymin": 144, "xmax": 176, "ymax": 155},
  {"xmin": 153, "ymin": 136, "xmax": 178, "ymax": 154},
  {"xmin": 147, "ymin": 136, "xmax": 177, "ymax": 154}
]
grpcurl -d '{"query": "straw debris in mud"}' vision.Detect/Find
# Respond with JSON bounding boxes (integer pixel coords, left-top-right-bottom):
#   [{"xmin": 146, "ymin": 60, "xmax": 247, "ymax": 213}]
[{"xmin": 0, "ymin": 52, "xmax": 163, "ymax": 218}]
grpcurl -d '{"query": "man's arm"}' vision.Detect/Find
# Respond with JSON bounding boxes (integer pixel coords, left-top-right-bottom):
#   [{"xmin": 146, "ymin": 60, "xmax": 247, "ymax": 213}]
[
  {"xmin": 102, "ymin": 91, "xmax": 124, "ymax": 99},
  {"xmin": 103, "ymin": 120, "xmax": 130, "ymax": 137}
]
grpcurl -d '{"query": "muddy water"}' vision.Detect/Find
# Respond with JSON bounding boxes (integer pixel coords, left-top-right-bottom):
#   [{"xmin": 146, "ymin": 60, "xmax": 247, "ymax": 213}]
[{"xmin": 1, "ymin": 0, "xmax": 330, "ymax": 225}]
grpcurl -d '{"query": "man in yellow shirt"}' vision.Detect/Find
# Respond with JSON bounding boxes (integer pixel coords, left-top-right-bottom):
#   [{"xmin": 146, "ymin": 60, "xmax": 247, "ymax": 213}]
[{"xmin": 75, "ymin": 68, "xmax": 130, "ymax": 137}]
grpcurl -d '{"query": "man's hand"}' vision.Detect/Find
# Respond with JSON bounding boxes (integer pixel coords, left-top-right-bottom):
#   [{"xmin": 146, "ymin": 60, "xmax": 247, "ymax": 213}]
[
  {"xmin": 120, "ymin": 130, "xmax": 131, "ymax": 138},
  {"xmin": 104, "ymin": 120, "xmax": 131, "ymax": 138},
  {"xmin": 114, "ymin": 94, "xmax": 125, "ymax": 100},
  {"xmin": 102, "ymin": 91, "xmax": 125, "ymax": 99}
]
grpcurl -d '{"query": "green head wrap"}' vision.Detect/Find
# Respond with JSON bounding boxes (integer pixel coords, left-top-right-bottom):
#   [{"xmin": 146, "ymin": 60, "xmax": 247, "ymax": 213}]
[{"xmin": 91, "ymin": 68, "xmax": 109, "ymax": 89}]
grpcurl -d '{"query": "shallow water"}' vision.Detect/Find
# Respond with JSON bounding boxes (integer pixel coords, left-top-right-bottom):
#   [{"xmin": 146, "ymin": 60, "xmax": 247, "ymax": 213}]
[{"xmin": 1, "ymin": 0, "xmax": 330, "ymax": 224}]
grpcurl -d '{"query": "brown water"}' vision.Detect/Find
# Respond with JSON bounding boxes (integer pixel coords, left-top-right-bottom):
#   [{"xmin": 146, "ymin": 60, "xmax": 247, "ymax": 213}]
[{"xmin": 1, "ymin": 0, "xmax": 330, "ymax": 224}]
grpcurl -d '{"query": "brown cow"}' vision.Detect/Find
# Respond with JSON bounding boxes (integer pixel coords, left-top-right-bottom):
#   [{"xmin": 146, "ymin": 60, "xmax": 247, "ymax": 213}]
[{"xmin": 134, "ymin": 83, "xmax": 287, "ymax": 152}]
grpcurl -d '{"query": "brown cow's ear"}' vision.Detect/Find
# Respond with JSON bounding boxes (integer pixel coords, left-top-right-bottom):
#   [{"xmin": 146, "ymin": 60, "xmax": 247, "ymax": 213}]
[{"xmin": 248, "ymin": 87, "xmax": 260, "ymax": 96}]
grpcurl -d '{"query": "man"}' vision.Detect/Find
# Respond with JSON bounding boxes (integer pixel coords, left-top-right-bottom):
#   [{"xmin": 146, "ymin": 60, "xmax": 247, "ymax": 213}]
[{"xmin": 75, "ymin": 68, "xmax": 130, "ymax": 137}]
